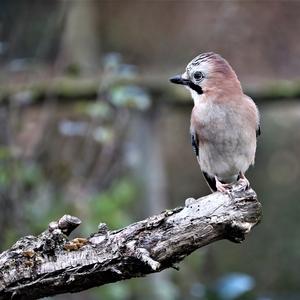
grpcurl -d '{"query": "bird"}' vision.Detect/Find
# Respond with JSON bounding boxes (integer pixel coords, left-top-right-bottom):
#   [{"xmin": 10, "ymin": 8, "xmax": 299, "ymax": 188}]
[{"xmin": 169, "ymin": 52, "xmax": 260, "ymax": 193}]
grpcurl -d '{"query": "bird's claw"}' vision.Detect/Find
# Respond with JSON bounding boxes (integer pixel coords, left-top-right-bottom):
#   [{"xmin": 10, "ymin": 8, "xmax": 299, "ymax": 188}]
[
  {"xmin": 236, "ymin": 172, "xmax": 250, "ymax": 191},
  {"xmin": 236, "ymin": 178, "xmax": 250, "ymax": 191},
  {"xmin": 215, "ymin": 176, "xmax": 232, "ymax": 194}
]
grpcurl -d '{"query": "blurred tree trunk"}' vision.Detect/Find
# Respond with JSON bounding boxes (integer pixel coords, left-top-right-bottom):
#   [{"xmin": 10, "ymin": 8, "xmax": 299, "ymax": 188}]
[
  {"xmin": 129, "ymin": 107, "xmax": 176, "ymax": 299},
  {"xmin": 141, "ymin": 109, "xmax": 168, "ymax": 215},
  {"xmin": 0, "ymin": 107, "xmax": 26, "ymax": 249},
  {"xmin": 0, "ymin": 107, "xmax": 10, "ymax": 247},
  {"xmin": 56, "ymin": 0, "xmax": 101, "ymax": 74}
]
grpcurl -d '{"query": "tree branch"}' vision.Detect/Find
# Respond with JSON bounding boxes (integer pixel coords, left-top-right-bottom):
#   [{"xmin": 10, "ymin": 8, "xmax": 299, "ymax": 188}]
[
  {"xmin": 0, "ymin": 183, "xmax": 261, "ymax": 299},
  {"xmin": 1, "ymin": 77, "xmax": 299, "ymax": 106}
]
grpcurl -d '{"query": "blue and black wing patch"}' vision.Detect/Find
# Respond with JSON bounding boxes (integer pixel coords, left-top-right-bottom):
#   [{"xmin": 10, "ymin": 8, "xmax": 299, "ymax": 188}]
[
  {"xmin": 190, "ymin": 130, "xmax": 217, "ymax": 191},
  {"xmin": 191, "ymin": 131, "xmax": 199, "ymax": 157}
]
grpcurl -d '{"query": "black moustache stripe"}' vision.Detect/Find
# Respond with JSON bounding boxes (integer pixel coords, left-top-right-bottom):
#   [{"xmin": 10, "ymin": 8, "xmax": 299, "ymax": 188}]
[{"xmin": 188, "ymin": 82, "xmax": 203, "ymax": 95}]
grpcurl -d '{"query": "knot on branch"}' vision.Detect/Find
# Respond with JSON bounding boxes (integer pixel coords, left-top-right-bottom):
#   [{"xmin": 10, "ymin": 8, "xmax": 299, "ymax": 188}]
[
  {"xmin": 223, "ymin": 221, "xmax": 255, "ymax": 243},
  {"xmin": 40, "ymin": 215, "xmax": 82, "ymax": 254},
  {"xmin": 97, "ymin": 223, "xmax": 108, "ymax": 234},
  {"xmin": 126, "ymin": 241, "xmax": 161, "ymax": 271},
  {"xmin": 57, "ymin": 215, "xmax": 82, "ymax": 235}
]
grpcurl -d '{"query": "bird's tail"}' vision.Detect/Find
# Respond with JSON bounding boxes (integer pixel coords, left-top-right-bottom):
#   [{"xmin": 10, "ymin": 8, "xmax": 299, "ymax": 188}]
[{"xmin": 202, "ymin": 171, "xmax": 217, "ymax": 192}]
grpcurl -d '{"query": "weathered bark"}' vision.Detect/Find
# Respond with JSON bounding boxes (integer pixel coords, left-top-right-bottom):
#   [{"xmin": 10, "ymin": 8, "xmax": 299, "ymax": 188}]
[{"xmin": 0, "ymin": 183, "xmax": 261, "ymax": 299}]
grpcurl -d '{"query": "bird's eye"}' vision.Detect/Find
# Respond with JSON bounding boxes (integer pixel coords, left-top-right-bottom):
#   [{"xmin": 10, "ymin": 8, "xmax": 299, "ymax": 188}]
[{"xmin": 193, "ymin": 71, "xmax": 204, "ymax": 81}]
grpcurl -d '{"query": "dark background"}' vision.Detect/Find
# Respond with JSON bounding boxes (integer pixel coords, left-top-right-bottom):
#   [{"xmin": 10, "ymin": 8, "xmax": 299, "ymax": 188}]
[{"xmin": 0, "ymin": 1, "xmax": 300, "ymax": 299}]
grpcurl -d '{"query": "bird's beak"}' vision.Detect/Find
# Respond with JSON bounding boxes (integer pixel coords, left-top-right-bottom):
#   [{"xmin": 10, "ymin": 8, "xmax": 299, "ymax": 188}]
[{"xmin": 169, "ymin": 75, "xmax": 190, "ymax": 85}]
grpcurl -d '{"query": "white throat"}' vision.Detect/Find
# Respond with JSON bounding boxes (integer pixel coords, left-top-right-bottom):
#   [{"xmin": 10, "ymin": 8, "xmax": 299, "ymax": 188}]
[{"xmin": 187, "ymin": 87, "xmax": 204, "ymax": 105}]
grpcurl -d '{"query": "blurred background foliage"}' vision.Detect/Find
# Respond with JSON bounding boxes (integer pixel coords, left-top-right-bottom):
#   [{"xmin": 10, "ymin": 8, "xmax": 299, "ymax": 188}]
[{"xmin": 0, "ymin": 1, "xmax": 300, "ymax": 299}]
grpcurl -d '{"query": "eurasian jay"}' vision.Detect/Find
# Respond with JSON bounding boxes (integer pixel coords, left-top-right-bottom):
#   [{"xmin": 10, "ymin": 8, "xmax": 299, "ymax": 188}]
[{"xmin": 170, "ymin": 52, "xmax": 260, "ymax": 192}]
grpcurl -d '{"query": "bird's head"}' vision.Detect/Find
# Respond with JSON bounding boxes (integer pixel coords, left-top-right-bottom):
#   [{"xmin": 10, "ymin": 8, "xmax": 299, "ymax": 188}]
[{"xmin": 170, "ymin": 52, "xmax": 242, "ymax": 102}]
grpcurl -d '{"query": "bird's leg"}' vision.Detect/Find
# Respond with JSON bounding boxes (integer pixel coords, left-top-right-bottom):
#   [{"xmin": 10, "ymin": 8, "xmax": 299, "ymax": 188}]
[
  {"xmin": 215, "ymin": 176, "xmax": 232, "ymax": 193},
  {"xmin": 237, "ymin": 171, "xmax": 250, "ymax": 191}
]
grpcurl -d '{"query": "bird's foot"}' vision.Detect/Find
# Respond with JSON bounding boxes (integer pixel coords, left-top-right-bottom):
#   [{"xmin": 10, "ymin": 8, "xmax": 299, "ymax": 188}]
[
  {"xmin": 215, "ymin": 176, "xmax": 232, "ymax": 194},
  {"xmin": 236, "ymin": 172, "xmax": 250, "ymax": 191}
]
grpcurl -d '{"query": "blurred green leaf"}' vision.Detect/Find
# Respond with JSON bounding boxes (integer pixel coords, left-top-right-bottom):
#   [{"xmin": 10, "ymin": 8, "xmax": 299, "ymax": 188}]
[
  {"xmin": 92, "ymin": 281, "xmax": 130, "ymax": 300},
  {"xmin": 93, "ymin": 126, "xmax": 114, "ymax": 143},
  {"xmin": 0, "ymin": 146, "xmax": 11, "ymax": 159},
  {"xmin": 86, "ymin": 178, "xmax": 137, "ymax": 230},
  {"xmin": 85, "ymin": 102, "xmax": 112, "ymax": 119},
  {"xmin": 110, "ymin": 85, "xmax": 151, "ymax": 110}
]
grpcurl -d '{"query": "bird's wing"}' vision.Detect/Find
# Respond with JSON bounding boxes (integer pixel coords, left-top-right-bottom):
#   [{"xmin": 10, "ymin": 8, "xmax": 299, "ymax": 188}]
[
  {"xmin": 190, "ymin": 110, "xmax": 218, "ymax": 191},
  {"xmin": 190, "ymin": 128, "xmax": 199, "ymax": 157},
  {"xmin": 244, "ymin": 95, "xmax": 261, "ymax": 138},
  {"xmin": 190, "ymin": 129, "xmax": 217, "ymax": 191}
]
